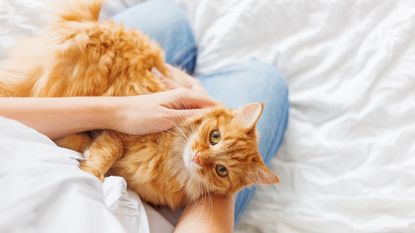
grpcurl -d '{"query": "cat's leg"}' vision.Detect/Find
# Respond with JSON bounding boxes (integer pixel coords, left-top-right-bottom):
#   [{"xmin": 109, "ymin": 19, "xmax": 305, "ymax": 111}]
[
  {"xmin": 80, "ymin": 130, "xmax": 124, "ymax": 181},
  {"xmin": 55, "ymin": 133, "xmax": 92, "ymax": 153}
]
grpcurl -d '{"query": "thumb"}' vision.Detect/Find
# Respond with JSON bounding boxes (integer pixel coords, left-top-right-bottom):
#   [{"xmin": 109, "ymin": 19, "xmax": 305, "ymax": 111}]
[{"xmin": 167, "ymin": 88, "xmax": 218, "ymax": 109}]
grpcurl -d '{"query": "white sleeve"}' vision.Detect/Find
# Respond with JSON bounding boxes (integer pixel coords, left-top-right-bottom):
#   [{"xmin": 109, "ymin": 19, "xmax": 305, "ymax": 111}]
[{"xmin": 0, "ymin": 117, "xmax": 149, "ymax": 233}]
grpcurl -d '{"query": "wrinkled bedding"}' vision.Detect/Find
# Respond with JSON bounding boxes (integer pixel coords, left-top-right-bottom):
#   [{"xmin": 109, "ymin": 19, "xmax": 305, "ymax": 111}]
[
  {"xmin": 1, "ymin": 0, "xmax": 415, "ymax": 233},
  {"xmin": 0, "ymin": 117, "xmax": 150, "ymax": 233},
  {"xmin": 177, "ymin": 1, "xmax": 415, "ymax": 232}
]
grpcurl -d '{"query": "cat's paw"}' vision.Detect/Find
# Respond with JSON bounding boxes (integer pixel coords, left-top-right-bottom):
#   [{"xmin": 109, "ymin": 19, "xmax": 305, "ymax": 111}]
[{"xmin": 79, "ymin": 162, "xmax": 105, "ymax": 181}]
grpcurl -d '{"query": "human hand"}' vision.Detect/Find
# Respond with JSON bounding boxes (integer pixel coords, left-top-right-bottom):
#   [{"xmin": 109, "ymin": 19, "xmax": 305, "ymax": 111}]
[
  {"xmin": 152, "ymin": 64, "xmax": 208, "ymax": 95},
  {"xmin": 108, "ymin": 88, "xmax": 217, "ymax": 135}
]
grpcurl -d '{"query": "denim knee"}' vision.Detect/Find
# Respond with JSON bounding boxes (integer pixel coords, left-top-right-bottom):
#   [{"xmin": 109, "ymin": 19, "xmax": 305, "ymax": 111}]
[
  {"xmin": 236, "ymin": 59, "xmax": 289, "ymax": 110},
  {"xmin": 146, "ymin": 0, "xmax": 197, "ymax": 73},
  {"xmin": 237, "ymin": 59, "xmax": 289, "ymax": 162},
  {"xmin": 233, "ymin": 60, "xmax": 289, "ymax": 224},
  {"xmin": 112, "ymin": 0, "xmax": 197, "ymax": 73}
]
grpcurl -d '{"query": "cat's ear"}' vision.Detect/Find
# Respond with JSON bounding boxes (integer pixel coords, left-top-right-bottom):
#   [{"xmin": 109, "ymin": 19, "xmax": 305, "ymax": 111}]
[
  {"xmin": 236, "ymin": 103, "xmax": 264, "ymax": 130},
  {"xmin": 246, "ymin": 162, "xmax": 280, "ymax": 185}
]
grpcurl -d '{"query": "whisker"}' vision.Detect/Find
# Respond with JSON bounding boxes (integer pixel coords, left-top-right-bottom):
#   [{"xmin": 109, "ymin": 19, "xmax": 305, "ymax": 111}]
[{"xmin": 162, "ymin": 117, "xmax": 190, "ymax": 141}]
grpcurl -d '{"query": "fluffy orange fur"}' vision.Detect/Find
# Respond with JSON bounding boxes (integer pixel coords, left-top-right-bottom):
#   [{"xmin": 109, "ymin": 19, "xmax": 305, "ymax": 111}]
[{"xmin": 0, "ymin": 0, "xmax": 279, "ymax": 209}]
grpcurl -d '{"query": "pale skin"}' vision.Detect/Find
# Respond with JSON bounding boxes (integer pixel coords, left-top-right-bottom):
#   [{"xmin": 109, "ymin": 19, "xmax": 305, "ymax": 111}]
[{"xmin": 0, "ymin": 67, "xmax": 234, "ymax": 233}]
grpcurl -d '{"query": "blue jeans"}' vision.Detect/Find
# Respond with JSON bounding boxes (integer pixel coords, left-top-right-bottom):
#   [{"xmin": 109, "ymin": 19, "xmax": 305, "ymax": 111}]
[{"xmin": 113, "ymin": 0, "xmax": 289, "ymax": 224}]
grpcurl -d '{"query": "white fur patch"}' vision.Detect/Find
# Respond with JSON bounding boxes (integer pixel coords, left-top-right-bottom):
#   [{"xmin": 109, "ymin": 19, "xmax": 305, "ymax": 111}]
[{"xmin": 182, "ymin": 133, "xmax": 201, "ymax": 175}]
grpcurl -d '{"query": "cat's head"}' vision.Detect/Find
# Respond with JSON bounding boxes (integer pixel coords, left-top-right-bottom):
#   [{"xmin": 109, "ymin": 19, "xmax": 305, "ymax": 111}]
[{"xmin": 179, "ymin": 103, "xmax": 279, "ymax": 196}]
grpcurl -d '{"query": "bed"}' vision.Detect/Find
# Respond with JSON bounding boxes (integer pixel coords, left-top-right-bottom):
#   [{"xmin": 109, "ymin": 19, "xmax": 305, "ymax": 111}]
[{"xmin": 1, "ymin": 0, "xmax": 415, "ymax": 232}]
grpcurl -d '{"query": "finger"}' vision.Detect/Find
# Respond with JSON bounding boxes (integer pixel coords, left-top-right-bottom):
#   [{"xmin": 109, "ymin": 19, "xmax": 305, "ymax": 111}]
[
  {"xmin": 166, "ymin": 64, "xmax": 196, "ymax": 89},
  {"xmin": 167, "ymin": 88, "xmax": 219, "ymax": 109},
  {"xmin": 166, "ymin": 65, "xmax": 210, "ymax": 97},
  {"xmin": 182, "ymin": 91, "xmax": 218, "ymax": 108},
  {"xmin": 166, "ymin": 63, "xmax": 175, "ymax": 71},
  {"xmin": 152, "ymin": 67, "xmax": 178, "ymax": 90},
  {"xmin": 169, "ymin": 108, "xmax": 206, "ymax": 123},
  {"xmin": 190, "ymin": 83, "xmax": 209, "ymax": 96}
]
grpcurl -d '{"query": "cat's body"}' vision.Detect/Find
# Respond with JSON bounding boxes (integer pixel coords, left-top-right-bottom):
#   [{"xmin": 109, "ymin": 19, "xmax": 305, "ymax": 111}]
[
  {"xmin": 111, "ymin": 132, "xmax": 193, "ymax": 208},
  {"xmin": 0, "ymin": 0, "xmax": 279, "ymax": 209}
]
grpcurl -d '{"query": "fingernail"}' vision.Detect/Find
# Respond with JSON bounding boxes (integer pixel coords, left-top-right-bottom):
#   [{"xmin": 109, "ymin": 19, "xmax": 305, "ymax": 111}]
[
  {"xmin": 151, "ymin": 67, "xmax": 162, "ymax": 77},
  {"xmin": 166, "ymin": 64, "xmax": 173, "ymax": 76}
]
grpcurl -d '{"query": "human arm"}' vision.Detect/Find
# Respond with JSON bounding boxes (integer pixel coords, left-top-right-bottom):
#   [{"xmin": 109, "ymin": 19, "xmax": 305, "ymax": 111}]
[
  {"xmin": 0, "ymin": 88, "xmax": 216, "ymax": 140},
  {"xmin": 174, "ymin": 194, "xmax": 235, "ymax": 233}
]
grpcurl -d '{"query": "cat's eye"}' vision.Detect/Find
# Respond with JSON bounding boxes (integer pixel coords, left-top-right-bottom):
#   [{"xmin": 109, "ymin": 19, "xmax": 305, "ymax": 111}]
[
  {"xmin": 215, "ymin": 164, "xmax": 228, "ymax": 177},
  {"xmin": 209, "ymin": 130, "xmax": 221, "ymax": 145}
]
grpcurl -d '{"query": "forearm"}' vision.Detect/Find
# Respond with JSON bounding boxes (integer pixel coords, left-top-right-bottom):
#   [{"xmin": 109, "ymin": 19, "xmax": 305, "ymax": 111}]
[
  {"xmin": 0, "ymin": 97, "xmax": 114, "ymax": 139},
  {"xmin": 175, "ymin": 194, "xmax": 234, "ymax": 233}
]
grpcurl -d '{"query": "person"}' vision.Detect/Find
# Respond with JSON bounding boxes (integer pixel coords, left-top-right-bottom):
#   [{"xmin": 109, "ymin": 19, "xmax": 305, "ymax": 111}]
[{"xmin": 0, "ymin": 0, "xmax": 288, "ymax": 232}]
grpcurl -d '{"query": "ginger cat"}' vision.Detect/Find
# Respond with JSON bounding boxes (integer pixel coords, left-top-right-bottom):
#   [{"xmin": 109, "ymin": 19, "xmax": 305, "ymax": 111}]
[{"xmin": 0, "ymin": 0, "xmax": 279, "ymax": 209}]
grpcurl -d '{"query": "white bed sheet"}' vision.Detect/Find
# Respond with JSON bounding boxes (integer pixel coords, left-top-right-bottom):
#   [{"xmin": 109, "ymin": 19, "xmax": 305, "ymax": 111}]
[
  {"xmin": 1, "ymin": 0, "xmax": 415, "ymax": 233},
  {"xmin": 173, "ymin": 0, "xmax": 415, "ymax": 232}
]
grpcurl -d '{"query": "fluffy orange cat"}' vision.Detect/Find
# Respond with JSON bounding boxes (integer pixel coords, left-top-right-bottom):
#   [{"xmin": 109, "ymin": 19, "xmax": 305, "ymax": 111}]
[{"xmin": 0, "ymin": 0, "xmax": 279, "ymax": 209}]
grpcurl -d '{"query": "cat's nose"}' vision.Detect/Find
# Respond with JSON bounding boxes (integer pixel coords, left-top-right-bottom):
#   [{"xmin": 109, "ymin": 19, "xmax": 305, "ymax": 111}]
[{"xmin": 192, "ymin": 152, "xmax": 202, "ymax": 166}]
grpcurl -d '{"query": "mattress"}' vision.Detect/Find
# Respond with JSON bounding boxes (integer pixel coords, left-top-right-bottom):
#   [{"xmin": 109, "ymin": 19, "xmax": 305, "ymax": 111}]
[{"xmin": 1, "ymin": 0, "xmax": 415, "ymax": 232}]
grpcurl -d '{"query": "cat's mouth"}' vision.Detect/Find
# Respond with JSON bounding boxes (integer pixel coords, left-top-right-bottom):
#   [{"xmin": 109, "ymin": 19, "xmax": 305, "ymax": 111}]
[
  {"xmin": 191, "ymin": 152, "xmax": 202, "ymax": 165},
  {"xmin": 182, "ymin": 133, "xmax": 202, "ymax": 173},
  {"xmin": 183, "ymin": 149, "xmax": 202, "ymax": 170},
  {"xmin": 183, "ymin": 138, "xmax": 202, "ymax": 174}
]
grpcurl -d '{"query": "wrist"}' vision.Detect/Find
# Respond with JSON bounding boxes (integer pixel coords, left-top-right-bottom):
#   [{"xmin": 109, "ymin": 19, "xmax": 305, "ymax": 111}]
[{"xmin": 93, "ymin": 97, "xmax": 122, "ymax": 131}]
